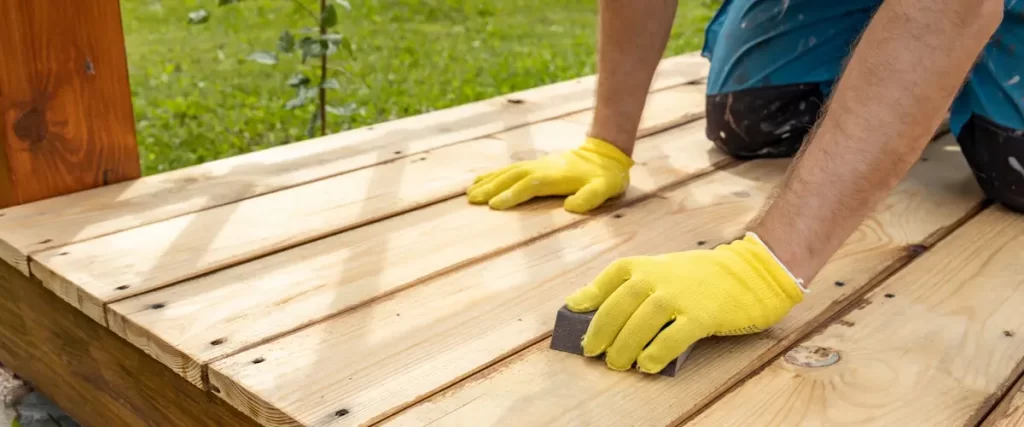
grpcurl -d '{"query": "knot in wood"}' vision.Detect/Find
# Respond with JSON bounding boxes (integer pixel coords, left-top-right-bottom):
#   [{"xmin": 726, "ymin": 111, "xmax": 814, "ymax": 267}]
[
  {"xmin": 907, "ymin": 244, "xmax": 928, "ymax": 257},
  {"xmin": 13, "ymin": 106, "xmax": 48, "ymax": 145}
]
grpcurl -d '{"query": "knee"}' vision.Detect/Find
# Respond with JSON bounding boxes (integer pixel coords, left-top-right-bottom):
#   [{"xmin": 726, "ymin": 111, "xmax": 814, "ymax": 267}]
[
  {"xmin": 957, "ymin": 114, "xmax": 1024, "ymax": 213},
  {"xmin": 705, "ymin": 84, "xmax": 825, "ymax": 159}
]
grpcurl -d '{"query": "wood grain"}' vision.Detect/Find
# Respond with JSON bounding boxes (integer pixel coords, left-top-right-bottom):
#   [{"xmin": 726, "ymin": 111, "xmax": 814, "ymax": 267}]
[
  {"xmin": 0, "ymin": 258, "xmax": 259, "ymax": 427},
  {"xmin": 32, "ymin": 84, "xmax": 710, "ymax": 325},
  {"xmin": 686, "ymin": 206, "xmax": 1024, "ymax": 427},
  {"xmin": 106, "ymin": 117, "xmax": 728, "ymax": 387},
  {"xmin": 373, "ymin": 136, "xmax": 985, "ymax": 427},
  {"xmin": 205, "ymin": 156, "xmax": 804, "ymax": 427},
  {"xmin": 0, "ymin": 55, "xmax": 708, "ymax": 276},
  {"xmin": 983, "ymin": 374, "xmax": 1024, "ymax": 427},
  {"xmin": 0, "ymin": 0, "xmax": 141, "ymax": 208}
]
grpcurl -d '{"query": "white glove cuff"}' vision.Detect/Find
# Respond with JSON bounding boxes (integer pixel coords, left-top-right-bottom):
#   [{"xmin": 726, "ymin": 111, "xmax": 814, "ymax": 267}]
[{"xmin": 745, "ymin": 231, "xmax": 809, "ymax": 294}]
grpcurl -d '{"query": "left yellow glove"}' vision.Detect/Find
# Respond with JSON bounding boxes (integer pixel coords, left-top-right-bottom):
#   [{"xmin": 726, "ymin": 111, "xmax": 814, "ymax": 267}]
[
  {"xmin": 564, "ymin": 233, "xmax": 806, "ymax": 373},
  {"xmin": 467, "ymin": 137, "xmax": 634, "ymax": 213}
]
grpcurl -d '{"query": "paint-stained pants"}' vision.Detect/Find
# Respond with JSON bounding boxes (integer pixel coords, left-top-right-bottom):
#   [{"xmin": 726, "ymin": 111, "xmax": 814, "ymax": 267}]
[{"xmin": 701, "ymin": 0, "xmax": 1024, "ymax": 212}]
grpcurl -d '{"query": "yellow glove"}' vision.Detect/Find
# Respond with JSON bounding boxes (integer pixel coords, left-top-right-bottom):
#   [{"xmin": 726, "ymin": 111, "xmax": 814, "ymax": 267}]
[
  {"xmin": 564, "ymin": 233, "xmax": 806, "ymax": 373},
  {"xmin": 467, "ymin": 137, "xmax": 634, "ymax": 213}
]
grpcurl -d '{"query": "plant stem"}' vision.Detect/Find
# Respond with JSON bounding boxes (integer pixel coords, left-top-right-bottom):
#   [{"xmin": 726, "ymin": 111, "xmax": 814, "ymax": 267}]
[{"xmin": 319, "ymin": 0, "xmax": 328, "ymax": 136}]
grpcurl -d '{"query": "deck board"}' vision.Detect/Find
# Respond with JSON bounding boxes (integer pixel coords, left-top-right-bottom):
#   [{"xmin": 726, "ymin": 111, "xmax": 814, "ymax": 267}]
[
  {"xmin": 685, "ymin": 206, "xmax": 1024, "ymax": 427},
  {"xmin": 371, "ymin": 136, "xmax": 985, "ymax": 427},
  {"xmin": 206, "ymin": 134, "xmax": 982, "ymax": 427},
  {"xmin": 105, "ymin": 112, "xmax": 725, "ymax": 387},
  {"xmin": 31, "ymin": 83, "xmax": 710, "ymax": 326},
  {"xmin": 983, "ymin": 374, "xmax": 1024, "ymax": 427},
  {"xmin": 207, "ymin": 158, "xmax": 792, "ymax": 427},
  {"xmin": 0, "ymin": 54, "xmax": 709, "ymax": 277},
  {"xmin": 6, "ymin": 49, "xmax": 1022, "ymax": 427}
]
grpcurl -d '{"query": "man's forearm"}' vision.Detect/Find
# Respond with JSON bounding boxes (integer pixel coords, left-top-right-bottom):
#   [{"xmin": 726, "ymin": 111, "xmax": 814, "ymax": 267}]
[
  {"xmin": 751, "ymin": 0, "xmax": 1003, "ymax": 283},
  {"xmin": 588, "ymin": 0, "xmax": 677, "ymax": 156}
]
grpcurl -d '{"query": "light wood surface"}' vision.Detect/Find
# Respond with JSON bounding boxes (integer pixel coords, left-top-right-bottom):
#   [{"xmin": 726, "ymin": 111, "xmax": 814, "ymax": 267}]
[
  {"xmin": 207, "ymin": 157, "xmax": 793, "ymax": 426},
  {"xmin": 32, "ymin": 83, "xmax": 710, "ymax": 325},
  {"xmin": 374, "ymin": 136, "xmax": 984, "ymax": 427},
  {"xmin": 984, "ymin": 374, "xmax": 1024, "ymax": 427},
  {"xmin": 0, "ymin": 0, "xmax": 141, "ymax": 212},
  {"xmin": 105, "ymin": 115, "xmax": 726, "ymax": 387},
  {"xmin": 686, "ymin": 206, "xmax": 1024, "ymax": 427},
  {"xmin": 9, "ymin": 44, "xmax": 1016, "ymax": 427},
  {"xmin": 0, "ymin": 54, "xmax": 708, "ymax": 276},
  {"xmin": 0, "ymin": 258, "xmax": 258, "ymax": 427}
]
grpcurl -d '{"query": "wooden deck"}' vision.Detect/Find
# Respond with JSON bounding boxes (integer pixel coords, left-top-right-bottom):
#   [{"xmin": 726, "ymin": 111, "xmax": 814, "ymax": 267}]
[{"xmin": 1, "ymin": 52, "xmax": 1023, "ymax": 427}]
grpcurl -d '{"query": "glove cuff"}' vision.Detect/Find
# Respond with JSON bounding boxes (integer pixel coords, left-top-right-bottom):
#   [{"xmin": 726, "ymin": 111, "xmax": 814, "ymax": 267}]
[
  {"xmin": 743, "ymin": 231, "xmax": 809, "ymax": 297},
  {"xmin": 580, "ymin": 137, "xmax": 635, "ymax": 170}
]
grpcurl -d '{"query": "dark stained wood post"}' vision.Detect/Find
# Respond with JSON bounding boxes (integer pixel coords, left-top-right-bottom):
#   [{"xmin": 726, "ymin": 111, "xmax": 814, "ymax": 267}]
[{"xmin": 0, "ymin": 0, "xmax": 141, "ymax": 208}]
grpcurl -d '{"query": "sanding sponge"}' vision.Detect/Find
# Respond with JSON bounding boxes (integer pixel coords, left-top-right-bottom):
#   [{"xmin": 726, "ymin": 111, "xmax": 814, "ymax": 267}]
[{"xmin": 549, "ymin": 305, "xmax": 694, "ymax": 377}]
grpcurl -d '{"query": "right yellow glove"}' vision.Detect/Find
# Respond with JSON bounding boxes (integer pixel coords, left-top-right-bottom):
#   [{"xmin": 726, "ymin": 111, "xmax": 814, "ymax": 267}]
[
  {"xmin": 466, "ymin": 137, "xmax": 634, "ymax": 213},
  {"xmin": 564, "ymin": 233, "xmax": 807, "ymax": 374}
]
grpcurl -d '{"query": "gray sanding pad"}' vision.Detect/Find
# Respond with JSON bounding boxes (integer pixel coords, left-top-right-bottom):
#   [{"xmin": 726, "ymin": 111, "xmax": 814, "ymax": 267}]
[{"xmin": 550, "ymin": 305, "xmax": 694, "ymax": 377}]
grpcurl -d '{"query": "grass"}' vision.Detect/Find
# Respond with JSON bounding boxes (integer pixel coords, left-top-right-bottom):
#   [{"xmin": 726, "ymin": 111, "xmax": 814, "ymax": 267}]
[{"xmin": 121, "ymin": 0, "xmax": 720, "ymax": 175}]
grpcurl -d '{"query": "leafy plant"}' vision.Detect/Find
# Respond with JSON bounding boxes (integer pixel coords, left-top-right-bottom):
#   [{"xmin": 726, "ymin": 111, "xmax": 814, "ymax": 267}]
[{"xmin": 211, "ymin": 0, "xmax": 356, "ymax": 138}]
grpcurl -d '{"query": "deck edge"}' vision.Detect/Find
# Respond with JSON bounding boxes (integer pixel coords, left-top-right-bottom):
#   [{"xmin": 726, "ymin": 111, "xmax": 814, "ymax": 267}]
[
  {"xmin": 106, "ymin": 304, "xmax": 207, "ymax": 387},
  {"xmin": 0, "ymin": 259, "xmax": 261, "ymax": 426},
  {"xmin": 208, "ymin": 368, "xmax": 304, "ymax": 427}
]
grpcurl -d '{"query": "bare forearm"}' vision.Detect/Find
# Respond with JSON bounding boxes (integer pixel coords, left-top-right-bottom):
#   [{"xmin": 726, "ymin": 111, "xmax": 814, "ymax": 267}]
[
  {"xmin": 588, "ymin": 0, "xmax": 677, "ymax": 156},
  {"xmin": 752, "ymin": 0, "xmax": 1002, "ymax": 282}
]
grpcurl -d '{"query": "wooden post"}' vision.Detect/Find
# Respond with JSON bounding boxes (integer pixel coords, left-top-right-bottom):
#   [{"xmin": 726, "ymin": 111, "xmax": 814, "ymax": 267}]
[{"xmin": 0, "ymin": 0, "xmax": 141, "ymax": 208}]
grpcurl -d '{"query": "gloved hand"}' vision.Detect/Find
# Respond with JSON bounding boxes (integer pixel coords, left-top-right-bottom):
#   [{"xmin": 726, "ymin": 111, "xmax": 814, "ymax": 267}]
[
  {"xmin": 466, "ymin": 137, "xmax": 634, "ymax": 213},
  {"xmin": 564, "ymin": 233, "xmax": 807, "ymax": 373}
]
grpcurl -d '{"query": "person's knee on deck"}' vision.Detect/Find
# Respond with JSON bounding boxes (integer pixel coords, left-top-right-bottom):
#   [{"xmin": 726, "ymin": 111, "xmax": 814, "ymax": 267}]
[
  {"xmin": 699, "ymin": 0, "xmax": 882, "ymax": 159},
  {"xmin": 950, "ymin": 0, "xmax": 1024, "ymax": 212},
  {"xmin": 700, "ymin": 0, "xmax": 1023, "ymax": 213}
]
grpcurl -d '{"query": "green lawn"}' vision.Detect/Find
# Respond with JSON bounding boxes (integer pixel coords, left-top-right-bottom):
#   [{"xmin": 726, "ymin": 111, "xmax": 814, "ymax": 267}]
[{"xmin": 121, "ymin": 0, "xmax": 720, "ymax": 175}]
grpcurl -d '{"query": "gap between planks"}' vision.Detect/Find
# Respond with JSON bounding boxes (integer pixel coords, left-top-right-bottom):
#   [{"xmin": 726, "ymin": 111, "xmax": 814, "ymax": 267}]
[
  {"xmin": 30, "ymin": 82, "xmax": 713, "ymax": 326},
  {"xmin": 105, "ymin": 112, "xmax": 733, "ymax": 388},
  {"xmin": 0, "ymin": 54, "xmax": 709, "ymax": 277},
  {"xmin": 205, "ymin": 135, "xmax": 983, "ymax": 427},
  {"xmin": 981, "ymin": 368, "xmax": 1024, "ymax": 427}
]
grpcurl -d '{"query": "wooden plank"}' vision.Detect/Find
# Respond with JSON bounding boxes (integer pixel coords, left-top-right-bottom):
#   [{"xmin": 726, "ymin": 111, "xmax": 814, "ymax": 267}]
[
  {"xmin": 0, "ymin": 0, "xmax": 141, "ymax": 207},
  {"xmin": 685, "ymin": 206, "xmax": 1024, "ymax": 427},
  {"xmin": 205, "ymin": 156, "xmax": 792, "ymax": 426},
  {"xmin": 209, "ymin": 133, "xmax": 976, "ymax": 427},
  {"xmin": 32, "ymin": 84, "xmax": 710, "ymax": 325},
  {"xmin": 0, "ymin": 258, "xmax": 259, "ymax": 426},
  {"xmin": 106, "ymin": 114, "xmax": 728, "ymax": 387},
  {"xmin": 983, "ymin": 374, "xmax": 1024, "ymax": 427},
  {"xmin": 368, "ymin": 136, "xmax": 985, "ymax": 427},
  {"xmin": 0, "ymin": 54, "xmax": 708, "ymax": 276}
]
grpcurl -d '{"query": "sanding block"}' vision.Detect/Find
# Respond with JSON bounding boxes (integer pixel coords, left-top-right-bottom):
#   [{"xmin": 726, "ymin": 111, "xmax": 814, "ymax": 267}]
[{"xmin": 549, "ymin": 305, "xmax": 694, "ymax": 377}]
